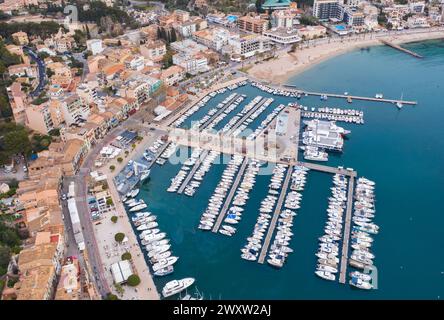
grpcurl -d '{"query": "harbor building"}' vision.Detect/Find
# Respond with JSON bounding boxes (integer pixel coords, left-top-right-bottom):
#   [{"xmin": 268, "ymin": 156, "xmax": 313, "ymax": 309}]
[
  {"xmin": 313, "ymin": 0, "xmax": 342, "ymax": 21},
  {"xmin": 263, "ymin": 28, "xmax": 302, "ymax": 44}
]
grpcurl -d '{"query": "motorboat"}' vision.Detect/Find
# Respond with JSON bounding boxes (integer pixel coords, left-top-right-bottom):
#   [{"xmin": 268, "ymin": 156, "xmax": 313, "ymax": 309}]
[
  {"xmin": 162, "ymin": 278, "xmax": 195, "ymax": 298},
  {"xmin": 152, "ymin": 256, "xmax": 179, "ymax": 272},
  {"xmin": 315, "ymin": 270, "xmax": 335, "ymax": 281},
  {"xmin": 154, "ymin": 266, "xmax": 174, "ymax": 277}
]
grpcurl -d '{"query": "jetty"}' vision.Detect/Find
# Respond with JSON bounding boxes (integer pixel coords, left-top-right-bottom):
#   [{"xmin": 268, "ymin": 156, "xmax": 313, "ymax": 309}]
[
  {"xmin": 284, "ymin": 85, "xmax": 417, "ymax": 105},
  {"xmin": 300, "ymin": 162, "xmax": 357, "ymax": 178},
  {"xmin": 177, "ymin": 150, "xmax": 210, "ymax": 194},
  {"xmin": 380, "ymin": 39, "xmax": 423, "ymax": 59},
  {"xmin": 226, "ymin": 97, "xmax": 269, "ymax": 134},
  {"xmin": 212, "ymin": 158, "xmax": 249, "ymax": 232},
  {"xmin": 146, "ymin": 142, "xmax": 171, "ymax": 170},
  {"xmin": 339, "ymin": 176, "xmax": 355, "ymax": 284},
  {"xmin": 258, "ymin": 166, "xmax": 294, "ymax": 264},
  {"xmin": 200, "ymin": 93, "xmax": 241, "ymax": 129}
]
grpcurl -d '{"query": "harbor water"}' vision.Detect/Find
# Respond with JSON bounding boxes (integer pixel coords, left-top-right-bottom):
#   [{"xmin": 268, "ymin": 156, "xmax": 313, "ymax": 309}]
[{"xmin": 137, "ymin": 39, "xmax": 444, "ymax": 299}]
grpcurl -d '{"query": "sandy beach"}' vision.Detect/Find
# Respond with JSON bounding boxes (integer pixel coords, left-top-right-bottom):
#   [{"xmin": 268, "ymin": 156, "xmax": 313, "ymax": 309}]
[{"xmin": 248, "ymin": 29, "xmax": 444, "ymax": 84}]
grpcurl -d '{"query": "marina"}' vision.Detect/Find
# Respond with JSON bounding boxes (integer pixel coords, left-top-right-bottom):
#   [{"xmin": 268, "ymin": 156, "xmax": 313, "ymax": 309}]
[{"xmin": 109, "ymin": 39, "xmax": 444, "ymax": 299}]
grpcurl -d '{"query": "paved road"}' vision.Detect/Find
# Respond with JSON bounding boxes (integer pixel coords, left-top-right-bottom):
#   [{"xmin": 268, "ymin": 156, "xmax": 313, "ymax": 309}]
[
  {"xmin": 65, "ymin": 104, "xmax": 153, "ymax": 297},
  {"xmin": 23, "ymin": 47, "xmax": 46, "ymax": 97}
]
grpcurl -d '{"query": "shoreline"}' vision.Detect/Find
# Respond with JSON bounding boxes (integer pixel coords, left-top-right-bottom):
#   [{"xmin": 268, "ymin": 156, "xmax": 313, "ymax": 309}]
[{"xmin": 247, "ymin": 30, "xmax": 444, "ymax": 85}]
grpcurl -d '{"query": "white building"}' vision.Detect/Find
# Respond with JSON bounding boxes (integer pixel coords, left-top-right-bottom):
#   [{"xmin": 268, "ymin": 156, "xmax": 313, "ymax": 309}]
[
  {"xmin": 228, "ymin": 34, "xmax": 271, "ymax": 58},
  {"xmin": 86, "ymin": 39, "xmax": 104, "ymax": 55},
  {"xmin": 407, "ymin": 16, "xmax": 430, "ymax": 28},
  {"xmin": 192, "ymin": 28, "xmax": 231, "ymax": 51},
  {"xmin": 263, "ymin": 28, "xmax": 301, "ymax": 45},
  {"xmin": 313, "ymin": 0, "xmax": 341, "ymax": 21},
  {"xmin": 60, "ymin": 94, "xmax": 90, "ymax": 126},
  {"xmin": 409, "ymin": 1, "xmax": 426, "ymax": 14}
]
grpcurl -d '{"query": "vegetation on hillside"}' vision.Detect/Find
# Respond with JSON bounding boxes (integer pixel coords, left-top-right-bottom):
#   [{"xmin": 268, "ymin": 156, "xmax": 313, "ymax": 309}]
[
  {"xmin": 0, "ymin": 123, "xmax": 32, "ymax": 165},
  {"xmin": 0, "ymin": 21, "xmax": 63, "ymax": 42},
  {"xmin": 0, "ymin": 220, "xmax": 22, "ymax": 276}
]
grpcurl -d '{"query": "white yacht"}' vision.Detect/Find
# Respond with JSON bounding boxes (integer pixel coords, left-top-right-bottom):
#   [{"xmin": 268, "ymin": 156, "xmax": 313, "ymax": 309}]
[{"xmin": 162, "ymin": 278, "xmax": 195, "ymax": 298}]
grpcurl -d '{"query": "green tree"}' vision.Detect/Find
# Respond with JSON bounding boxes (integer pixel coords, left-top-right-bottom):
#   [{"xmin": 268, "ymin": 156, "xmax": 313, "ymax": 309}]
[
  {"xmin": 117, "ymin": 157, "xmax": 123, "ymax": 163},
  {"xmin": 114, "ymin": 232, "xmax": 125, "ymax": 242},
  {"xmin": 109, "ymin": 165, "xmax": 116, "ymax": 171},
  {"xmin": 126, "ymin": 274, "xmax": 140, "ymax": 286},
  {"xmin": 105, "ymin": 293, "xmax": 119, "ymax": 300},
  {"xmin": 111, "ymin": 215, "xmax": 118, "ymax": 223},
  {"xmin": 121, "ymin": 252, "xmax": 131, "ymax": 260},
  {"xmin": 0, "ymin": 245, "xmax": 11, "ymax": 275},
  {"xmin": 107, "ymin": 198, "xmax": 114, "ymax": 206}
]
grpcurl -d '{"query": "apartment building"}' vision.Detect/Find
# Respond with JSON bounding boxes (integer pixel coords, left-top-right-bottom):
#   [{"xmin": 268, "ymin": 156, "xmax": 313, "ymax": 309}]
[
  {"xmin": 192, "ymin": 28, "xmax": 231, "ymax": 51},
  {"xmin": 228, "ymin": 34, "xmax": 271, "ymax": 58},
  {"xmin": 7, "ymin": 82, "xmax": 28, "ymax": 124},
  {"xmin": 238, "ymin": 15, "xmax": 269, "ymax": 34},
  {"xmin": 12, "ymin": 31, "xmax": 29, "ymax": 45},
  {"xmin": 313, "ymin": 0, "xmax": 342, "ymax": 20},
  {"xmin": 55, "ymin": 257, "xmax": 81, "ymax": 300},
  {"xmin": 140, "ymin": 40, "xmax": 167, "ymax": 62},
  {"xmin": 160, "ymin": 65, "xmax": 186, "ymax": 86}
]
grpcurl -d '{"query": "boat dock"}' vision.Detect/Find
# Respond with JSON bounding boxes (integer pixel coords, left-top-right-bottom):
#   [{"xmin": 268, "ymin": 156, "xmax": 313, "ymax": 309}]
[
  {"xmin": 212, "ymin": 158, "xmax": 249, "ymax": 233},
  {"xmin": 339, "ymin": 176, "xmax": 355, "ymax": 284},
  {"xmin": 300, "ymin": 161, "xmax": 357, "ymax": 178},
  {"xmin": 200, "ymin": 93, "xmax": 241, "ymax": 129},
  {"xmin": 380, "ymin": 39, "xmax": 423, "ymax": 59},
  {"xmin": 177, "ymin": 150, "xmax": 210, "ymax": 194},
  {"xmin": 258, "ymin": 166, "xmax": 294, "ymax": 264},
  {"xmin": 226, "ymin": 97, "xmax": 269, "ymax": 134},
  {"xmin": 284, "ymin": 85, "xmax": 417, "ymax": 105},
  {"xmin": 147, "ymin": 142, "xmax": 171, "ymax": 170}
]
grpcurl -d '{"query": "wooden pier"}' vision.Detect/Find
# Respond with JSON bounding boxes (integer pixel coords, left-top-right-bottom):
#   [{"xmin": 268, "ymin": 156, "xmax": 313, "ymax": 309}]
[
  {"xmin": 339, "ymin": 176, "xmax": 355, "ymax": 284},
  {"xmin": 212, "ymin": 158, "xmax": 249, "ymax": 233},
  {"xmin": 284, "ymin": 85, "xmax": 417, "ymax": 106},
  {"xmin": 258, "ymin": 166, "xmax": 294, "ymax": 264},
  {"xmin": 177, "ymin": 150, "xmax": 209, "ymax": 194},
  {"xmin": 380, "ymin": 39, "xmax": 423, "ymax": 59}
]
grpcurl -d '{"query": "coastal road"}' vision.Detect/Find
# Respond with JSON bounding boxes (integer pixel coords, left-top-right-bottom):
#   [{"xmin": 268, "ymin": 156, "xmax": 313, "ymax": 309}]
[{"xmin": 70, "ymin": 104, "xmax": 154, "ymax": 297}]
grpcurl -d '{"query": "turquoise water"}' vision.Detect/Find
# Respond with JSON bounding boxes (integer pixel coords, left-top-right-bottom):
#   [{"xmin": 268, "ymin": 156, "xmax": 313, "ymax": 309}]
[{"xmin": 137, "ymin": 39, "xmax": 444, "ymax": 299}]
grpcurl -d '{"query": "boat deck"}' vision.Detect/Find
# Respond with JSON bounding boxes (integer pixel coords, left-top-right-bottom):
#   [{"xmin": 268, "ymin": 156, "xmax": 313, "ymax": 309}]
[
  {"xmin": 258, "ymin": 166, "xmax": 294, "ymax": 264},
  {"xmin": 212, "ymin": 158, "xmax": 249, "ymax": 233}
]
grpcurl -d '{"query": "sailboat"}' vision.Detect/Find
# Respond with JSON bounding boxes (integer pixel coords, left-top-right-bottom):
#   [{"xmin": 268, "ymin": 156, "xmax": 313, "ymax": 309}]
[{"xmin": 396, "ymin": 93, "xmax": 403, "ymax": 109}]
